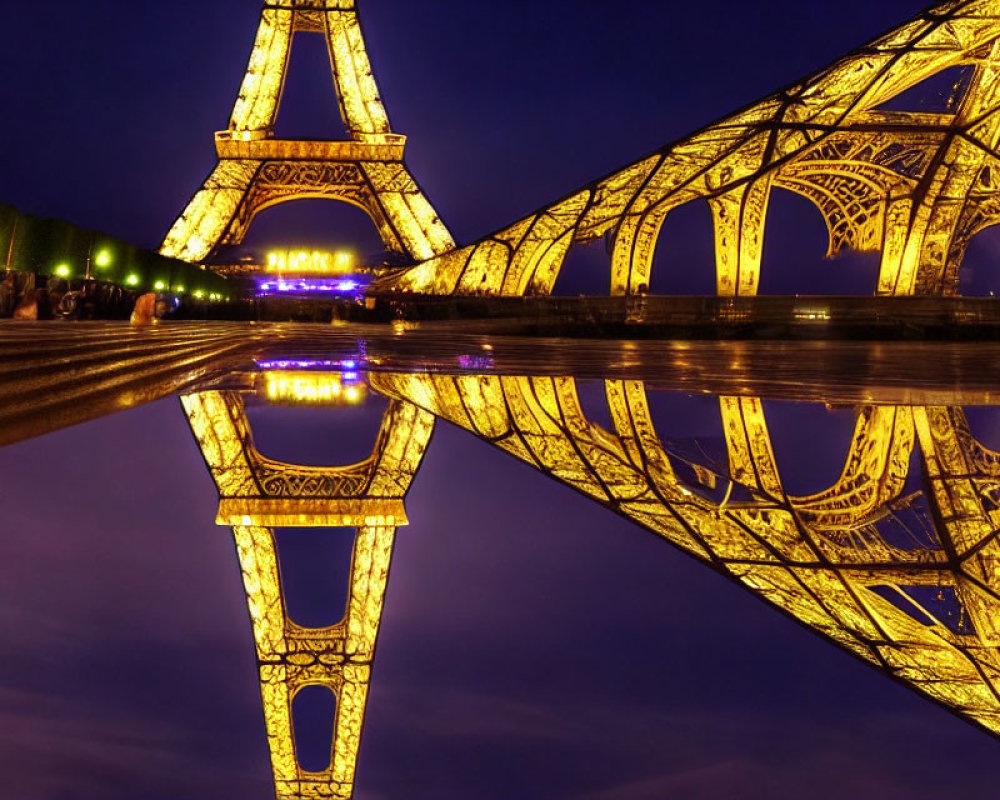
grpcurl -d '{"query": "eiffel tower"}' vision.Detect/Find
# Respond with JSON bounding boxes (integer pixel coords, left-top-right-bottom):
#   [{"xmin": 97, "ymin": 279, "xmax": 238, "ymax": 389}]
[
  {"xmin": 376, "ymin": 0, "xmax": 1000, "ymax": 298},
  {"xmin": 8, "ymin": 1, "xmax": 1000, "ymax": 798},
  {"xmin": 155, "ymin": 3, "xmax": 452, "ymax": 796},
  {"xmin": 160, "ymin": 0, "xmax": 454, "ymax": 265}
]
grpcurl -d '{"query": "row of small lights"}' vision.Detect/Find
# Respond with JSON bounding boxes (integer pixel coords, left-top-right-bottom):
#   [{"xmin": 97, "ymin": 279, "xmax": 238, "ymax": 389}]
[{"xmin": 51, "ymin": 249, "xmax": 228, "ymax": 302}]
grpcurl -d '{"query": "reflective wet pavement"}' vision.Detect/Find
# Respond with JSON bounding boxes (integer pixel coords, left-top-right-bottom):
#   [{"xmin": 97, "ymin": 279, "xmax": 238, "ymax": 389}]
[{"xmin": 5, "ymin": 322, "xmax": 1000, "ymax": 799}]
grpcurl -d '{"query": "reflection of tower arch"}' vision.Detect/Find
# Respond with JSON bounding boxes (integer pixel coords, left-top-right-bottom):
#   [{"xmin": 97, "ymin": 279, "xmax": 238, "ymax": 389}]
[
  {"xmin": 183, "ymin": 390, "xmax": 431, "ymax": 525},
  {"xmin": 161, "ymin": 0, "xmax": 453, "ymax": 265},
  {"xmin": 916, "ymin": 410, "xmax": 1000, "ymax": 553},
  {"xmin": 716, "ymin": 398, "xmax": 917, "ymax": 523},
  {"xmin": 914, "ymin": 407, "xmax": 1000, "ymax": 647},
  {"xmin": 716, "ymin": 397, "xmax": 920, "ymax": 565},
  {"xmin": 794, "ymin": 407, "xmax": 915, "ymax": 528},
  {"xmin": 602, "ymin": 381, "xmax": 917, "ymax": 528},
  {"xmin": 183, "ymin": 388, "xmax": 434, "ymax": 800},
  {"xmin": 603, "ymin": 382, "xmax": 922, "ymax": 566},
  {"xmin": 371, "ymin": 371, "xmax": 1000, "ymax": 738}
]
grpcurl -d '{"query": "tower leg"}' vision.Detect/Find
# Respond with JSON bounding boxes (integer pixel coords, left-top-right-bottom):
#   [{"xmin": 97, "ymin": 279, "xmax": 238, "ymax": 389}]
[
  {"xmin": 233, "ymin": 523, "xmax": 398, "ymax": 800},
  {"xmin": 709, "ymin": 179, "xmax": 771, "ymax": 297},
  {"xmin": 161, "ymin": 162, "xmax": 258, "ymax": 263}
]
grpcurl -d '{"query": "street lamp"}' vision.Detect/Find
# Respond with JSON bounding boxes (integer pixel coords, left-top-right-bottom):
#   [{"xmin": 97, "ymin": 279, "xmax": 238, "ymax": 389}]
[{"xmin": 86, "ymin": 239, "xmax": 113, "ymax": 280}]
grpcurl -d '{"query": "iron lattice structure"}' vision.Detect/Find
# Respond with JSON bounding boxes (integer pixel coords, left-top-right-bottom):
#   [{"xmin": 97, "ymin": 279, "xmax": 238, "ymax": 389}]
[
  {"xmin": 378, "ymin": 0, "xmax": 1000, "ymax": 298},
  {"xmin": 373, "ymin": 374, "xmax": 1000, "ymax": 738},
  {"xmin": 184, "ymin": 389, "xmax": 434, "ymax": 799},
  {"xmin": 160, "ymin": 0, "xmax": 454, "ymax": 265},
  {"xmin": 160, "ymin": 2, "xmax": 452, "ymax": 795},
  {"xmin": 86, "ymin": 0, "xmax": 1000, "ymax": 797}
]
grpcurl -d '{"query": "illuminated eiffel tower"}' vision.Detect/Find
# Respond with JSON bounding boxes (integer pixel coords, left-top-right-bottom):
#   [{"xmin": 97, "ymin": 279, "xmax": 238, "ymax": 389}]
[
  {"xmin": 9, "ymin": 1, "xmax": 1000, "ymax": 798},
  {"xmin": 160, "ymin": 0, "xmax": 454, "ymax": 265},
  {"xmin": 155, "ymin": 2, "xmax": 454, "ymax": 796}
]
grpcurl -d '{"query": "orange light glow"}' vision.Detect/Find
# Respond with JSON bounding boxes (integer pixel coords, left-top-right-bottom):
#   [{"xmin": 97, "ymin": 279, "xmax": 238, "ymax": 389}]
[
  {"xmin": 263, "ymin": 372, "xmax": 367, "ymax": 406},
  {"xmin": 265, "ymin": 249, "xmax": 356, "ymax": 277}
]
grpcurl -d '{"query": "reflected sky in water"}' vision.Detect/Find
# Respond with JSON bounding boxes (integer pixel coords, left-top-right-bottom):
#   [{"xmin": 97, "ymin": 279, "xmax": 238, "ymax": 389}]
[{"xmin": 2, "ymin": 371, "xmax": 1000, "ymax": 799}]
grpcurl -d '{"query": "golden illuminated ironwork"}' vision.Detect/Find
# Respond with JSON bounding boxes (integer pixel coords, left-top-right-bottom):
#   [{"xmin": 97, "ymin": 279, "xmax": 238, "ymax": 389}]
[
  {"xmin": 161, "ymin": 13, "xmax": 455, "ymax": 786},
  {"xmin": 183, "ymin": 387, "xmax": 434, "ymax": 799},
  {"xmin": 161, "ymin": 0, "xmax": 454, "ymax": 266},
  {"xmin": 379, "ymin": 0, "xmax": 1000, "ymax": 298},
  {"xmin": 371, "ymin": 372, "xmax": 1000, "ymax": 736},
  {"xmin": 16, "ymin": 1, "xmax": 1000, "ymax": 796},
  {"xmin": 9, "ymin": 317, "xmax": 1000, "ymax": 785}
]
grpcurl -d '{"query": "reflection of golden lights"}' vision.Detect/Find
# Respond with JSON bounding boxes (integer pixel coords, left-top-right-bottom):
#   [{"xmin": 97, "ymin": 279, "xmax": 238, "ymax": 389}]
[
  {"xmin": 263, "ymin": 372, "xmax": 367, "ymax": 406},
  {"xmin": 266, "ymin": 249, "xmax": 356, "ymax": 276},
  {"xmin": 796, "ymin": 308, "xmax": 831, "ymax": 321}
]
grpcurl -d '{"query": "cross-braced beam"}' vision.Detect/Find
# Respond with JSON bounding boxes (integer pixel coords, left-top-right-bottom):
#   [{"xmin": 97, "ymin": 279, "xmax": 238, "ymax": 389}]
[{"xmin": 379, "ymin": 0, "xmax": 1000, "ymax": 298}]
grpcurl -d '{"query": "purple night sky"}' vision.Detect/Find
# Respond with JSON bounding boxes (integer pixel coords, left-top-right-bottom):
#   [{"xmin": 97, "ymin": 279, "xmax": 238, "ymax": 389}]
[{"xmin": 2, "ymin": 1, "xmax": 1000, "ymax": 798}]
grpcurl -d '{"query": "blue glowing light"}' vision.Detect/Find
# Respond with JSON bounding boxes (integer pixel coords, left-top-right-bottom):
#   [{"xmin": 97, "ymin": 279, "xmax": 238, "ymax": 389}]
[
  {"xmin": 255, "ymin": 358, "xmax": 367, "ymax": 372},
  {"xmin": 255, "ymin": 275, "xmax": 371, "ymax": 296}
]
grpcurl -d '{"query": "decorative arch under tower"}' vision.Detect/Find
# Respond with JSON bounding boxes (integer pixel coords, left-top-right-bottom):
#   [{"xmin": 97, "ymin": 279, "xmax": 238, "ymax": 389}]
[{"xmin": 161, "ymin": 0, "xmax": 454, "ymax": 264}]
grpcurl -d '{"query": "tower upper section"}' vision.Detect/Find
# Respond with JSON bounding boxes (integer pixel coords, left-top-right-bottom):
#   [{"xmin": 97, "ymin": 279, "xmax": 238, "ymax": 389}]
[{"xmin": 226, "ymin": 0, "xmax": 390, "ymax": 140}]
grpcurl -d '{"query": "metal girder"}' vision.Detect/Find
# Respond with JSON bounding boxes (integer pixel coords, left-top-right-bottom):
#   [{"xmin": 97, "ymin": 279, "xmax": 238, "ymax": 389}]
[{"xmin": 379, "ymin": 0, "xmax": 1000, "ymax": 298}]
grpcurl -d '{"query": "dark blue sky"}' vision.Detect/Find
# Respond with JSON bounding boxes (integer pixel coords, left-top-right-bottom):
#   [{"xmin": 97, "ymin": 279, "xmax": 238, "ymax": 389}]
[
  {"xmin": 3, "ymin": 1, "xmax": 1000, "ymax": 798},
  {"xmin": 0, "ymin": 0, "xmax": 943, "ymax": 253}
]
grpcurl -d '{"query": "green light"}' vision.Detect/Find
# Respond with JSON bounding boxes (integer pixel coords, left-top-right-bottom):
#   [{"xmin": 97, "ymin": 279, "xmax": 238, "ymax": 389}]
[
  {"xmin": 154, "ymin": 280, "xmax": 166, "ymax": 291},
  {"xmin": 54, "ymin": 264, "xmax": 71, "ymax": 278},
  {"xmin": 94, "ymin": 249, "xmax": 112, "ymax": 268},
  {"xmin": 194, "ymin": 290, "xmax": 205, "ymax": 299},
  {"xmin": 175, "ymin": 285, "xmax": 185, "ymax": 294},
  {"xmin": 125, "ymin": 274, "xmax": 140, "ymax": 287}
]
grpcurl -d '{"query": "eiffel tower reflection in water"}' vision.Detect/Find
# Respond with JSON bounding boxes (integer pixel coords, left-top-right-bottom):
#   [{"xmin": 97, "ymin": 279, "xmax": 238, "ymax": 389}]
[
  {"xmin": 150, "ymin": 349, "xmax": 1000, "ymax": 799},
  {"xmin": 182, "ymin": 371, "xmax": 434, "ymax": 800},
  {"xmin": 5, "ymin": 327, "xmax": 1000, "ymax": 796},
  {"xmin": 9, "ymin": 0, "xmax": 1000, "ymax": 794}
]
